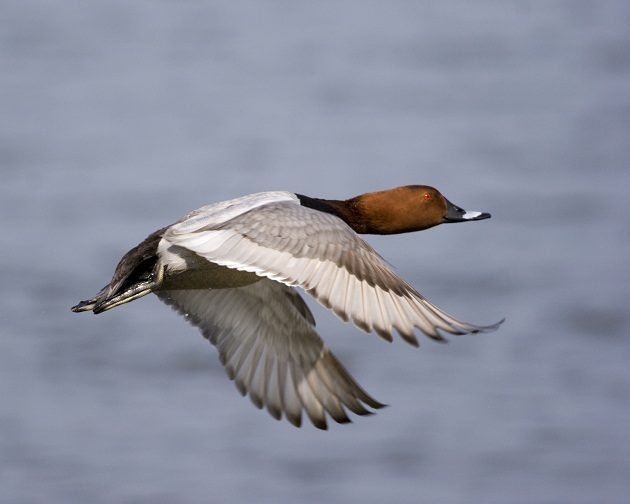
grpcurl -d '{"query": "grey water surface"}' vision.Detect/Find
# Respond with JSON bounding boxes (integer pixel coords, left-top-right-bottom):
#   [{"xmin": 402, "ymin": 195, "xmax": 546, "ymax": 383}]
[{"xmin": 2, "ymin": 1, "xmax": 629, "ymax": 503}]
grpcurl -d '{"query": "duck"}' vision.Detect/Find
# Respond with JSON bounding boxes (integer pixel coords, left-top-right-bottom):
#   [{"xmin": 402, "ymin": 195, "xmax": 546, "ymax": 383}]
[{"xmin": 72, "ymin": 185, "xmax": 503, "ymax": 429}]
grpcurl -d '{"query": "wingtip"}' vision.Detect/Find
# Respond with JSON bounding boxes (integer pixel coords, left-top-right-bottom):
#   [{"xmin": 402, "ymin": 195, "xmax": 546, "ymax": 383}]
[
  {"xmin": 464, "ymin": 317, "xmax": 505, "ymax": 335},
  {"xmin": 487, "ymin": 317, "xmax": 506, "ymax": 331},
  {"xmin": 311, "ymin": 418, "xmax": 329, "ymax": 430}
]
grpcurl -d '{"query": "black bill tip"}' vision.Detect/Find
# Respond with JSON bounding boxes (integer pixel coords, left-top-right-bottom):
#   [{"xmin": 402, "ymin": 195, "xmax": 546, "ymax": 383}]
[{"xmin": 443, "ymin": 198, "xmax": 491, "ymax": 223}]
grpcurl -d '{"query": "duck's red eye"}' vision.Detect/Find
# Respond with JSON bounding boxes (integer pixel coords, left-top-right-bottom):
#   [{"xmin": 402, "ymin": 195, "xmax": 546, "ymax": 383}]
[{"xmin": 423, "ymin": 192, "xmax": 432, "ymax": 201}]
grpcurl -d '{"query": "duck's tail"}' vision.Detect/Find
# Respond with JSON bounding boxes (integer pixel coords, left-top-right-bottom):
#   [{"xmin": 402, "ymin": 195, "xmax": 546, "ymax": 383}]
[
  {"xmin": 71, "ymin": 228, "xmax": 166, "ymax": 314},
  {"xmin": 71, "ymin": 268, "xmax": 161, "ymax": 314}
]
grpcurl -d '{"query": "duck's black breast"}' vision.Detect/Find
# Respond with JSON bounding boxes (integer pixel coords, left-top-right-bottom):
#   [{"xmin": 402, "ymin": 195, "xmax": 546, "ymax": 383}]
[{"xmin": 295, "ymin": 193, "xmax": 343, "ymax": 218}]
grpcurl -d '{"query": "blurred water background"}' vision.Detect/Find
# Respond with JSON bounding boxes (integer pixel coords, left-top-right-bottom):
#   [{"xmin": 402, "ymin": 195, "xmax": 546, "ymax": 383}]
[{"xmin": 2, "ymin": 1, "xmax": 629, "ymax": 503}]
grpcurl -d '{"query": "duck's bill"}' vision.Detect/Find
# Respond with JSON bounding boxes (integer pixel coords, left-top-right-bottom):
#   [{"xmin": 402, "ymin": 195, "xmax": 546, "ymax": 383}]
[{"xmin": 443, "ymin": 199, "xmax": 491, "ymax": 223}]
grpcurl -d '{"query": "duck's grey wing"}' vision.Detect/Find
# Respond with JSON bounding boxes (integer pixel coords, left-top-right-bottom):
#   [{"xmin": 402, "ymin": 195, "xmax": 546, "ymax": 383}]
[
  {"xmin": 156, "ymin": 279, "xmax": 384, "ymax": 430},
  {"xmin": 161, "ymin": 201, "xmax": 502, "ymax": 345}
]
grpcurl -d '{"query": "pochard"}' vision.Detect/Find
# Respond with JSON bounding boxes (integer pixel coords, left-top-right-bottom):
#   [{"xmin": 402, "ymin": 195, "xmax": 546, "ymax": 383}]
[{"xmin": 72, "ymin": 185, "xmax": 503, "ymax": 429}]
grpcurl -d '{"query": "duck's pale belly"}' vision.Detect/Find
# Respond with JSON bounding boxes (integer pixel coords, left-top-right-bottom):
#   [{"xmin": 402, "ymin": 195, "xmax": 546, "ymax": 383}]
[{"xmin": 158, "ymin": 245, "xmax": 260, "ymax": 290}]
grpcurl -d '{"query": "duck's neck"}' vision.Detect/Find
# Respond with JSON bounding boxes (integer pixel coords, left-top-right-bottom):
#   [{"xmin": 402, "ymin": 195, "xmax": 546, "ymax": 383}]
[{"xmin": 296, "ymin": 193, "xmax": 387, "ymax": 234}]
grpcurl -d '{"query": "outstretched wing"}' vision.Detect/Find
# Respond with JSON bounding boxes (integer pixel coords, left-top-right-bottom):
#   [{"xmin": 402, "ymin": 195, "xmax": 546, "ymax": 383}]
[
  {"xmin": 161, "ymin": 200, "xmax": 502, "ymax": 346},
  {"xmin": 156, "ymin": 279, "xmax": 384, "ymax": 430}
]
